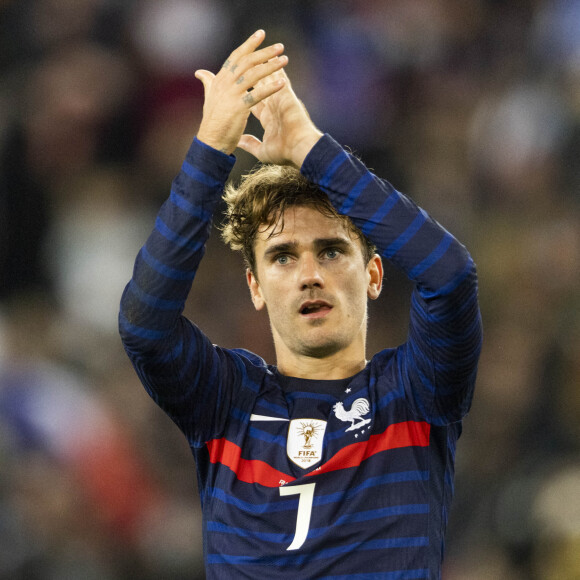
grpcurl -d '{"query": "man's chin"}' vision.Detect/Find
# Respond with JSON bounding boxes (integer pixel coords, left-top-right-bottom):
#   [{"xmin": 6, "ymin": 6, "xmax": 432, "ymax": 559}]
[
  {"xmin": 272, "ymin": 322, "xmax": 354, "ymax": 359},
  {"xmin": 296, "ymin": 335, "xmax": 347, "ymax": 359}
]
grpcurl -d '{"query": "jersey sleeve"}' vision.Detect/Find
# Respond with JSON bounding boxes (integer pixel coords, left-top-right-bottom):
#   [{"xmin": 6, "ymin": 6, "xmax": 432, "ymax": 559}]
[
  {"xmin": 301, "ymin": 134, "xmax": 483, "ymax": 425},
  {"xmin": 118, "ymin": 138, "xmax": 242, "ymax": 446}
]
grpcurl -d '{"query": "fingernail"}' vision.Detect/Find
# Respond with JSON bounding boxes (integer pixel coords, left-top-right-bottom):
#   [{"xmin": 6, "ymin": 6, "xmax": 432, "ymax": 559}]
[{"xmin": 254, "ymin": 29, "xmax": 264, "ymax": 37}]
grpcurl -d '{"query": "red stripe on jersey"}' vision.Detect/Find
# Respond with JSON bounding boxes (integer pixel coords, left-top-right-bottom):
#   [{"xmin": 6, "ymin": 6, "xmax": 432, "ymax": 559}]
[
  {"xmin": 206, "ymin": 437, "xmax": 295, "ymax": 487},
  {"xmin": 307, "ymin": 420, "xmax": 431, "ymax": 477}
]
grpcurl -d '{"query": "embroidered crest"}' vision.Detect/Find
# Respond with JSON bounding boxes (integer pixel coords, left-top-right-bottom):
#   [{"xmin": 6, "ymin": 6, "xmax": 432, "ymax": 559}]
[
  {"xmin": 287, "ymin": 419, "xmax": 327, "ymax": 468},
  {"xmin": 333, "ymin": 398, "xmax": 371, "ymax": 432}
]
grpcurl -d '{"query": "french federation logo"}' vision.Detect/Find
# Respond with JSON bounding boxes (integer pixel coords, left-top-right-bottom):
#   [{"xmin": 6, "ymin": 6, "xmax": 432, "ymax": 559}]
[
  {"xmin": 333, "ymin": 398, "xmax": 371, "ymax": 432},
  {"xmin": 287, "ymin": 419, "xmax": 327, "ymax": 468}
]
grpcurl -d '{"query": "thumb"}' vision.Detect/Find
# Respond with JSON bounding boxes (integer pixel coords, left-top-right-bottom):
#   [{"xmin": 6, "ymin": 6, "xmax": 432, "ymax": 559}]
[
  {"xmin": 238, "ymin": 134, "xmax": 263, "ymax": 159},
  {"xmin": 194, "ymin": 69, "xmax": 215, "ymax": 91}
]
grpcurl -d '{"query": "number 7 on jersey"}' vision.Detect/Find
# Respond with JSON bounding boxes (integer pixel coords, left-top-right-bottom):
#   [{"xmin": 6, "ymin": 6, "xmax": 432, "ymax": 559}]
[{"xmin": 279, "ymin": 483, "xmax": 316, "ymax": 550}]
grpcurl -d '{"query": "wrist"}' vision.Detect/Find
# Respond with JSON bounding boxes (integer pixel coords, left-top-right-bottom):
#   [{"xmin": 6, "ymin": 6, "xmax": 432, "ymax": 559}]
[
  {"xmin": 291, "ymin": 129, "xmax": 323, "ymax": 168},
  {"xmin": 196, "ymin": 132, "xmax": 234, "ymax": 155}
]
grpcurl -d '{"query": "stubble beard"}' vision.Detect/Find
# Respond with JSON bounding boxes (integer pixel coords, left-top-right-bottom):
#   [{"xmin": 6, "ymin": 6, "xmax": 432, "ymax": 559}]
[{"xmin": 275, "ymin": 317, "xmax": 351, "ymax": 360}]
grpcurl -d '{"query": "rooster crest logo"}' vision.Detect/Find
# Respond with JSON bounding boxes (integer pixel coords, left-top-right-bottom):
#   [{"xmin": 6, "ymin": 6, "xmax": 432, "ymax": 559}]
[{"xmin": 333, "ymin": 398, "xmax": 371, "ymax": 432}]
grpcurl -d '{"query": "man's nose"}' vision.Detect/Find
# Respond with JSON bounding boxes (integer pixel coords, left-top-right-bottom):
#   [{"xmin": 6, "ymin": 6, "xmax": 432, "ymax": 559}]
[{"xmin": 299, "ymin": 253, "xmax": 324, "ymax": 290}]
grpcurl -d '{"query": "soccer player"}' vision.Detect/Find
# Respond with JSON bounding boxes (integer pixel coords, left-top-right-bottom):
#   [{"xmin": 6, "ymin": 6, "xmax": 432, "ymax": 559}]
[{"xmin": 119, "ymin": 30, "xmax": 482, "ymax": 579}]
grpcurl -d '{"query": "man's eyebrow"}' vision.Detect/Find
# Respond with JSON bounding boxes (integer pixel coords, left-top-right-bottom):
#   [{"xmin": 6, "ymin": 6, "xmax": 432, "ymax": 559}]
[
  {"xmin": 262, "ymin": 237, "xmax": 352, "ymax": 259},
  {"xmin": 262, "ymin": 241, "xmax": 299, "ymax": 259},
  {"xmin": 313, "ymin": 237, "xmax": 352, "ymax": 250}
]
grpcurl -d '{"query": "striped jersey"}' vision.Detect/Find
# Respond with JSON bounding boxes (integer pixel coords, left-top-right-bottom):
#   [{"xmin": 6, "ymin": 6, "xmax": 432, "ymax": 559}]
[{"xmin": 119, "ymin": 134, "xmax": 482, "ymax": 579}]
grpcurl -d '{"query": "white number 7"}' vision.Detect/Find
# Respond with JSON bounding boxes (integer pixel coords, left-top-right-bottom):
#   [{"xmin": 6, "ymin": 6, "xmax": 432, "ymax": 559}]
[{"xmin": 279, "ymin": 482, "xmax": 316, "ymax": 550}]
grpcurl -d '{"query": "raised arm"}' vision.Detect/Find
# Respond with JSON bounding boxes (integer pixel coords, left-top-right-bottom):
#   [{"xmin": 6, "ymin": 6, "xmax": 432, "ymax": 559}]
[
  {"xmin": 119, "ymin": 32, "xmax": 289, "ymax": 442},
  {"xmin": 302, "ymin": 136, "xmax": 482, "ymax": 425}
]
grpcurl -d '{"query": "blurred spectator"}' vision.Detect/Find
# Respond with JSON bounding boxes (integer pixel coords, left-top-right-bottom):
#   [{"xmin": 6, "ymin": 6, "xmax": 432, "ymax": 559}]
[
  {"xmin": 0, "ymin": 41, "xmax": 134, "ymax": 301},
  {"xmin": 130, "ymin": 0, "xmax": 232, "ymax": 77},
  {"xmin": 47, "ymin": 167, "xmax": 154, "ymax": 341}
]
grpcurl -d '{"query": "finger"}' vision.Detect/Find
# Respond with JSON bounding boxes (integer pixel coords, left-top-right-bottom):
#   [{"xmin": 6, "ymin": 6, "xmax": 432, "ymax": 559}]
[
  {"xmin": 238, "ymin": 41, "xmax": 285, "ymax": 71},
  {"xmin": 241, "ymin": 76, "xmax": 286, "ymax": 109},
  {"xmin": 223, "ymin": 29, "xmax": 265, "ymax": 70},
  {"xmin": 234, "ymin": 54, "xmax": 288, "ymax": 93},
  {"xmin": 223, "ymin": 43, "xmax": 285, "ymax": 85},
  {"xmin": 252, "ymin": 65, "xmax": 288, "ymax": 91},
  {"xmin": 238, "ymin": 134, "xmax": 263, "ymax": 157}
]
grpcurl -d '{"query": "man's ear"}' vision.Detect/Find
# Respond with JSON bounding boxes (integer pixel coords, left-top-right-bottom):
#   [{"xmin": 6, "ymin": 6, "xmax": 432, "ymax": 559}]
[
  {"xmin": 367, "ymin": 254, "xmax": 383, "ymax": 300},
  {"xmin": 246, "ymin": 268, "xmax": 266, "ymax": 310}
]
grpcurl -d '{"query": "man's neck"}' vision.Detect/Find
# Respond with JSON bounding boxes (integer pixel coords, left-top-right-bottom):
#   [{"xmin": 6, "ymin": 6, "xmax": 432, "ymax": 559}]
[{"xmin": 276, "ymin": 352, "xmax": 367, "ymax": 380}]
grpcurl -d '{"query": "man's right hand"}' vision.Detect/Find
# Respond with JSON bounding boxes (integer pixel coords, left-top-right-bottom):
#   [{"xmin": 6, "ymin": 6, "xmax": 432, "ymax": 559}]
[{"xmin": 195, "ymin": 30, "xmax": 288, "ymax": 155}]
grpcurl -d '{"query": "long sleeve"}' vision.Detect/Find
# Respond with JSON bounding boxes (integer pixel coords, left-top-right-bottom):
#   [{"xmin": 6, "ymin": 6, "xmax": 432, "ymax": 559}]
[
  {"xmin": 118, "ymin": 138, "xmax": 239, "ymax": 444},
  {"xmin": 302, "ymin": 134, "xmax": 483, "ymax": 425}
]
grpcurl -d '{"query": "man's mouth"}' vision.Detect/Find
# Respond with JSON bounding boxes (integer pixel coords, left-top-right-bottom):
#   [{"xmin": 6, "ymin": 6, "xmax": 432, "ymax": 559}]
[{"xmin": 299, "ymin": 300, "xmax": 333, "ymax": 318}]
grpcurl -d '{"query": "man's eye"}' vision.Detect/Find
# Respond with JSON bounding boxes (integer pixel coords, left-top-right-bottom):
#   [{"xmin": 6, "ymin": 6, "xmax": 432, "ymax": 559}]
[
  {"xmin": 276, "ymin": 255, "xmax": 290, "ymax": 265},
  {"xmin": 325, "ymin": 248, "xmax": 340, "ymax": 259}
]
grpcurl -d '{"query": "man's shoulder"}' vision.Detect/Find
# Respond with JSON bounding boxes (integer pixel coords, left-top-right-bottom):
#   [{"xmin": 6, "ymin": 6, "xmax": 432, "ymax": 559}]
[
  {"xmin": 229, "ymin": 347, "xmax": 273, "ymax": 373},
  {"xmin": 369, "ymin": 347, "xmax": 398, "ymax": 367}
]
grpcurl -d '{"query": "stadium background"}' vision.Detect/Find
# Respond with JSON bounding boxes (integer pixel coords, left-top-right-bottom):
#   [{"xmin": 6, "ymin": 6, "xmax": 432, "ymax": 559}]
[{"xmin": 0, "ymin": 1, "xmax": 578, "ymax": 578}]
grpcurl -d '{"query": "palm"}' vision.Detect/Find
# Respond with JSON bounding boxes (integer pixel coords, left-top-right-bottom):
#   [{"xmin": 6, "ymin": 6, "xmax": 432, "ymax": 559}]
[
  {"xmin": 240, "ymin": 71, "xmax": 322, "ymax": 167},
  {"xmin": 255, "ymin": 90, "xmax": 296, "ymax": 164}
]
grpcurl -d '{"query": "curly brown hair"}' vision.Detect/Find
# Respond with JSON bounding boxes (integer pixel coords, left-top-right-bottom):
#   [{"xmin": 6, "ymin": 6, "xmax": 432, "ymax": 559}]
[{"xmin": 221, "ymin": 164, "xmax": 376, "ymax": 274}]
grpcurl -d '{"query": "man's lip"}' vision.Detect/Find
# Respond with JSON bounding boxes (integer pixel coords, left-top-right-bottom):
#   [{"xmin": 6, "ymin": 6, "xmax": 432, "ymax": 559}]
[{"xmin": 299, "ymin": 300, "xmax": 333, "ymax": 317}]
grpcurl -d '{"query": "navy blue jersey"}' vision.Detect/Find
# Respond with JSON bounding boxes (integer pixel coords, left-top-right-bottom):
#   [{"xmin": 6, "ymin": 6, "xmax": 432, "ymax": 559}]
[{"xmin": 119, "ymin": 135, "xmax": 482, "ymax": 579}]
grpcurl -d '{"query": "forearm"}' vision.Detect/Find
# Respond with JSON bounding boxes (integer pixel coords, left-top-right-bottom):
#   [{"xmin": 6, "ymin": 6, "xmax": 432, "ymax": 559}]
[{"xmin": 301, "ymin": 134, "xmax": 472, "ymax": 293}]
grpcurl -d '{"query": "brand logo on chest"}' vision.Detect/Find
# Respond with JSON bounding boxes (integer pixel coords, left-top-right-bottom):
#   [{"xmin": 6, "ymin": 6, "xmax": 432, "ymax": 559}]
[{"xmin": 287, "ymin": 419, "xmax": 327, "ymax": 468}]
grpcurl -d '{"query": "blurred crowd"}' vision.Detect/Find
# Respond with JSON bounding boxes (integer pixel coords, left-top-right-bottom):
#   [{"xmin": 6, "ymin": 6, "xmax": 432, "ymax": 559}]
[{"xmin": 0, "ymin": 0, "xmax": 578, "ymax": 578}]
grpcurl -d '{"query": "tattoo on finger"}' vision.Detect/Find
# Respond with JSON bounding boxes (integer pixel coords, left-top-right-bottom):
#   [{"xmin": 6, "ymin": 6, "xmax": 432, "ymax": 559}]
[
  {"xmin": 243, "ymin": 93, "xmax": 255, "ymax": 106},
  {"xmin": 236, "ymin": 76, "xmax": 245, "ymax": 85},
  {"xmin": 222, "ymin": 59, "xmax": 231, "ymax": 70}
]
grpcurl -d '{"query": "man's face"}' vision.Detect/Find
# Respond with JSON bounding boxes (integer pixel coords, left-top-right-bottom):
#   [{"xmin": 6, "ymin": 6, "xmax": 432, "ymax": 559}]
[{"xmin": 247, "ymin": 206, "xmax": 382, "ymax": 366}]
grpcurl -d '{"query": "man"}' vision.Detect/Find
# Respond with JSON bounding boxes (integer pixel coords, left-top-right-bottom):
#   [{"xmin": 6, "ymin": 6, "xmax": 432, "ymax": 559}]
[{"xmin": 119, "ymin": 30, "xmax": 482, "ymax": 579}]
